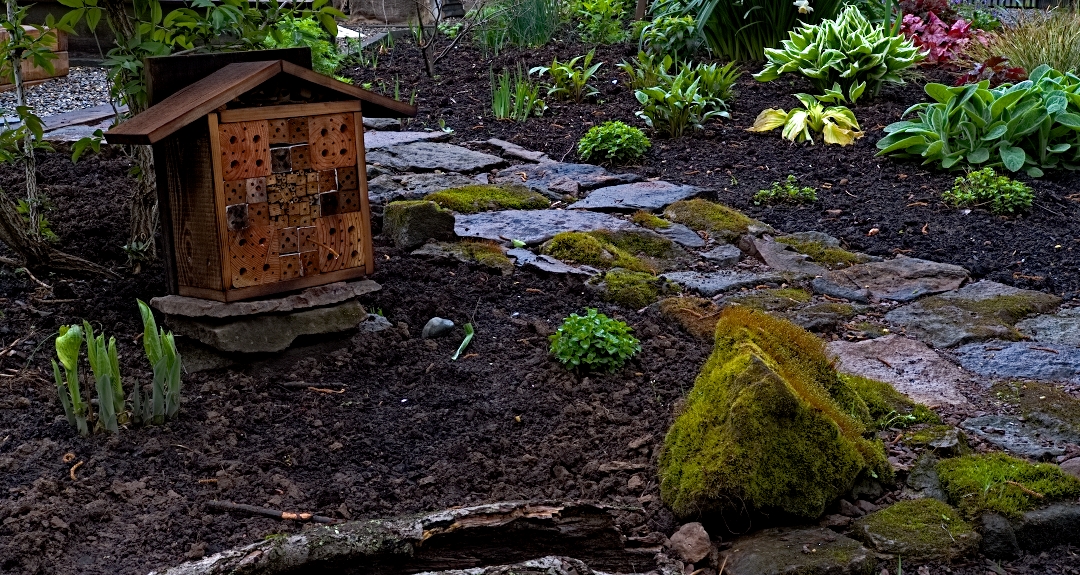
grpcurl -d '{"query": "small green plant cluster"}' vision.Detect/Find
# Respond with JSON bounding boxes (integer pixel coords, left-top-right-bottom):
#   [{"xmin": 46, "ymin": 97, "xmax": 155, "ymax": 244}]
[
  {"xmin": 749, "ymin": 92, "xmax": 863, "ymax": 146},
  {"xmin": 491, "ymin": 65, "xmax": 547, "ymax": 121},
  {"xmin": 549, "ymin": 308, "xmax": 640, "ymax": 372},
  {"xmin": 944, "ymin": 168, "xmax": 1033, "ymax": 215},
  {"xmin": 754, "ymin": 6, "xmax": 922, "ymax": 101},
  {"xmin": 262, "ymin": 15, "xmax": 344, "ymax": 77},
  {"xmin": 752, "ymin": 175, "xmax": 818, "ymax": 205},
  {"xmin": 938, "ymin": 453, "xmax": 1080, "ymax": 518},
  {"xmin": 627, "ymin": 54, "xmax": 739, "ymax": 137},
  {"xmin": 53, "ymin": 300, "xmax": 182, "ymax": 435},
  {"xmin": 575, "ymin": 0, "xmax": 629, "ymax": 44},
  {"xmin": 878, "ymin": 66, "xmax": 1080, "ymax": 176},
  {"xmin": 578, "ymin": 121, "xmax": 651, "ymax": 164},
  {"xmin": 638, "ymin": 15, "xmax": 700, "ymax": 61},
  {"xmin": 531, "ymin": 51, "xmax": 603, "ymax": 103}
]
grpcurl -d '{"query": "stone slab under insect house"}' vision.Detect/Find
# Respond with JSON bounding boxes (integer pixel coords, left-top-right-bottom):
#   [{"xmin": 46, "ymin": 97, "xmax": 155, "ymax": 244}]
[{"xmin": 105, "ymin": 54, "xmax": 416, "ymax": 302}]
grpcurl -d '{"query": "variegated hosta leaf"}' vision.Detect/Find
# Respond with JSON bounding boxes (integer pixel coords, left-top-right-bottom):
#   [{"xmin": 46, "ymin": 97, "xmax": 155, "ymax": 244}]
[
  {"xmin": 782, "ymin": 110, "xmax": 810, "ymax": 142},
  {"xmin": 823, "ymin": 122, "xmax": 863, "ymax": 146},
  {"xmin": 749, "ymin": 109, "xmax": 790, "ymax": 132}
]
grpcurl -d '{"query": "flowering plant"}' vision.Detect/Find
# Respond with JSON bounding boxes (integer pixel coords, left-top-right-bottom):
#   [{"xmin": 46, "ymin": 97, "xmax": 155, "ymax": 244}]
[{"xmin": 901, "ymin": 12, "xmax": 987, "ymax": 65}]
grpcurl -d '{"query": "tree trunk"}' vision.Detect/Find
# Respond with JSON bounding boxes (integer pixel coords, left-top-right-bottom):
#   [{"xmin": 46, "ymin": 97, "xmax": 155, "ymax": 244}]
[
  {"xmin": 6, "ymin": 0, "xmax": 41, "ymax": 240},
  {"xmin": 0, "ymin": 188, "xmax": 117, "ymax": 275},
  {"xmin": 635, "ymin": 0, "xmax": 648, "ymax": 20}
]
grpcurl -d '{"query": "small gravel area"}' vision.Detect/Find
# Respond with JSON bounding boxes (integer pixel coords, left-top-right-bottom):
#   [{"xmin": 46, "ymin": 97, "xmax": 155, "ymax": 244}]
[{"xmin": 0, "ymin": 67, "xmax": 112, "ymax": 118}]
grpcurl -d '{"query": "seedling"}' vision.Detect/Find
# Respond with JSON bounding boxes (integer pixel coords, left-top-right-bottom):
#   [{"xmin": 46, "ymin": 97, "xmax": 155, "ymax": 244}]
[
  {"xmin": 549, "ymin": 308, "xmax": 640, "ymax": 372},
  {"xmin": 53, "ymin": 324, "xmax": 88, "ymax": 436},
  {"xmin": 452, "ymin": 323, "xmax": 475, "ymax": 360},
  {"xmin": 137, "ymin": 300, "xmax": 182, "ymax": 425}
]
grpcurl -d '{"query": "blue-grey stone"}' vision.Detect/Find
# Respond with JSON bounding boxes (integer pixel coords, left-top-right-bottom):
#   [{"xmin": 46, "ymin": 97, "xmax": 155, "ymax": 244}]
[
  {"xmin": 569, "ymin": 180, "xmax": 700, "ymax": 211},
  {"xmin": 422, "ymin": 317, "xmax": 455, "ymax": 339},
  {"xmin": 953, "ymin": 341, "xmax": 1080, "ymax": 383},
  {"xmin": 454, "ymin": 209, "xmax": 639, "ymax": 246},
  {"xmin": 493, "ymin": 163, "xmax": 641, "ymax": 199},
  {"xmin": 701, "ymin": 244, "xmax": 742, "ymax": 267},
  {"xmin": 960, "ymin": 414, "xmax": 1077, "ymax": 459},
  {"xmin": 661, "ymin": 270, "xmax": 785, "ymax": 297}
]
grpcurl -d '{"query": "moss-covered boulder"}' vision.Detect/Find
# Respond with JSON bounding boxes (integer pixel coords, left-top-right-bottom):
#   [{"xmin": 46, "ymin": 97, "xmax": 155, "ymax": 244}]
[
  {"xmin": 658, "ymin": 296, "xmax": 723, "ymax": 339},
  {"xmin": 411, "ymin": 240, "xmax": 514, "ymax": 275},
  {"xmin": 383, "ymin": 200, "xmax": 455, "ymax": 250},
  {"xmin": 591, "ymin": 268, "xmax": 675, "ymax": 309},
  {"xmin": 842, "ymin": 375, "xmax": 940, "ymax": 431},
  {"xmin": 852, "ymin": 499, "xmax": 979, "ymax": 561},
  {"xmin": 776, "ymin": 234, "xmax": 868, "ymax": 269},
  {"xmin": 659, "ymin": 308, "xmax": 890, "ymax": 520},
  {"xmin": 938, "ymin": 453, "xmax": 1080, "ymax": 519},
  {"xmin": 543, "ymin": 232, "xmax": 653, "ymax": 272},
  {"xmin": 424, "ymin": 184, "xmax": 550, "ymax": 214}
]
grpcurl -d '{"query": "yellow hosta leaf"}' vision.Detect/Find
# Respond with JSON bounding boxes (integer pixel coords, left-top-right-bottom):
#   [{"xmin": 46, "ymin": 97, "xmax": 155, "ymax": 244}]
[
  {"xmin": 748, "ymin": 109, "xmax": 789, "ymax": 132},
  {"xmin": 823, "ymin": 122, "xmax": 864, "ymax": 146},
  {"xmin": 782, "ymin": 110, "xmax": 810, "ymax": 142}
]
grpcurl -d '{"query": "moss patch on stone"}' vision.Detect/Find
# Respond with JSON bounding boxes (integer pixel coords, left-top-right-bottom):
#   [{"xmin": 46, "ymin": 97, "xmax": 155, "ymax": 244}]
[
  {"xmin": 658, "ymin": 296, "xmax": 723, "ymax": 339},
  {"xmin": 542, "ymin": 232, "xmax": 653, "ymax": 273},
  {"xmin": 938, "ymin": 453, "xmax": 1080, "ymax": 519},
  {"xmin": 776, "ymin": 236, "xmax": 866, "ymax": 269},
  {"xmin": 455, "ymin": 240, "xmax": 514, "ymax": 274},
  {"xmin": 631, "ymin": 210, "xmax": 671, "ymax": 229},
  {"xmin": 591, "ymin": 229, "xmax": 674, "ymax": 259},
  {"xmin": 726, "ymin": 288, "xmax": 812, "ymax": 312},
  {"xmin": 659, "ymin": 308, "xmax": 891, "ymax": 520},
  {"xmin": 992, "ymin": 381, "xmax": 1080, "ymax": 437},
  {"xmin": 664, "ymin": 199, "xmax": 757, "ymax": 241},
  {"xmin": 852, "ymin": 499, "xmax": 978, "ymax": 561},
  {"xmin": 424, "ymin": 184, "xmax": 549, "ymax": 214},
  {"xmin": 842, "ymin": 374, "xmax": 940, "ymax": 430},
  {"xmin": 598, "ymin": 268, "xmax": 672, "ymax": 309}
]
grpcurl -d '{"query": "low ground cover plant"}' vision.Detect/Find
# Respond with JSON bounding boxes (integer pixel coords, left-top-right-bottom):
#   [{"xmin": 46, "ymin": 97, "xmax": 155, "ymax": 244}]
[
  {"xmin": 753, "ymin": 175, "xmax": 817, "ymax": 205},
  {"xmin": 877, "ymin": 65, "xmax": 1080, "ymax": 176},
  {"xmin": 578, "ymin": 121, "xmax": 651, "ymax": 164},
  {"xmin": 944, "ymin": 167, "xmax": 1033, "ymax": 214},
  {"xmin": 491, "ymin": 66, "xmax": 547, "ymax": 120},
  {"xmin": 575, "ymin": 0, "xmax": 629, "ymax": 44},
  {"xmin": 549, "ymin": 308, "xmax": 640, "ymax": 372},
  {"xmin": 749, "ymin": 93, "xmax": 863, "ymax": 146},
  {"xmin": 530, "ymin": 51, "xmax": 603, "ymax": 102},
  {"xmin": 754, "ymin": 6, "xmax": 922, "ymax": 101}
]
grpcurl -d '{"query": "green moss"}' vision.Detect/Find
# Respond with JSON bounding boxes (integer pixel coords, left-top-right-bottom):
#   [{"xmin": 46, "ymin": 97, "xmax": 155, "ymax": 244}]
[
  {"xmin": 659, "ymin": 307, "xmax": 891, "ymax": 519},
  {"xmin": 992, "ymin": 380, "xmax": 1080, "ymax": 429},
  {"xmin": 455, "ymin": 240, "xmax": 514, "ymax": 274},
  {"xmin": 631, "ymin": 210, "xmax": 671, "ymax": 229},
  {"xmin": 938, "ymin": 453, "xmax": 1080, "ymax": 519},
  {"xmin": 600, "ymin": 269, "xmax": 669, "ymax": 309},
  {"xmin": 664, "ymin": 199, "xmax": 757, "ymax": 241},
  {"xmin": 726, "ymin": 288, "xmax": 812, "ymax": 312},
  {"xmin": 776, "ymin": 236, "xmax": 865, "ymax": 269},
  {"xmin": 424, "ymin": 184, "xmax": 550, "ymax": 214},
  {"xmin": 853, "ymin": 499, "xmax": 977, "ymax": 560},
  {"xmin": 542, "ymin": 232, "xmax": 653, "ymax": 272},
  {"xmin": 843, "ymin": 374, "xmax": 940, "ymax": 430},
  {"xmin": 914, "ymin": 292, "xmax": 1061, "ymax": 342},
  {"xmin": 853, "ymin": 322, "xmax": 890, "ymax": 338},
  {"xmin": 590, "ymin": 229, "xmax": 674, "ymax": 259},
  {"xmin": 658, "ymin": 296, "xmax": 723, "ymax": 339}
]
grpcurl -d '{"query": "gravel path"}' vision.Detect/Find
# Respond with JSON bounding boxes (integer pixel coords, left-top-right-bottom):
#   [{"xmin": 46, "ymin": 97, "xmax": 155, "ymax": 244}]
[{"xmin": 0, "ymin": 67, "xmax": 113, "ymax": 118}]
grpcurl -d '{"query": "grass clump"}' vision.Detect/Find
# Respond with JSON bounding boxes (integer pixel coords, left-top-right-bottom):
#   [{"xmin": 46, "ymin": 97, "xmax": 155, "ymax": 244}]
[
  {"xmin": 853, "ymin": 499, "xmax": 978, "ymax": 561},
  {"xmin": 425, "ymin": 184, "xmax": 549, "ymax": 214},
  {"xmin": 664, "ymin": 199, "xmax": 756, "ymax": 241},
  {"xmin": 631, "ymin": 210, "xmax": 671, "ymax": 229},
  {"xmin": 599, "ymin": 268, "xmax": 670, "ymax": 309},
  {"xmin": 660, "ymin": 307, "xmax": 890, "ymax": 519},
  {"xmin": 966, "ymin": 8, "xmax": 1080, "ymax": 77},
  {"xmin": 752, "ymin": 175, "xmax": 818, "ymax": 206},
  {"xmin": 843, "ymin": 374, "xmax": 940, "ymax": 430},
  {"xmin": 578, "ymin": 121, "xmax": 651, "ymax": 165},
  {"xmin": 938, "ymin": 453, "xmax": 1080, "ymax": 519},
  {"xmin": 658, "ymin": 296, "xmax": 723, "ymax": 339},
  {"xmin": 776, "ymin": 236, "xmax": 864, "ymax": 268},
  {"xmin": 726, "ymin": 288, "xmax": 812, "ymax": 312},
  {"xmin": 549, "ymin": 308, "xmax": 640, "ymax": 372},
  {"xmin": 944, "ymin": 168, "xmax": 1034, "ymax": 215},
  {"xmin": 542, "ymin": 232, "xmax": 653, "ymax": 272}
]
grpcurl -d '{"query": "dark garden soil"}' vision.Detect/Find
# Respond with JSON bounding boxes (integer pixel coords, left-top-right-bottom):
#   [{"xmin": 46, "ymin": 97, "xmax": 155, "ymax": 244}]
[{"xmin": 1, "ymin": 32, "xmax": 1080, "ymax": 575}]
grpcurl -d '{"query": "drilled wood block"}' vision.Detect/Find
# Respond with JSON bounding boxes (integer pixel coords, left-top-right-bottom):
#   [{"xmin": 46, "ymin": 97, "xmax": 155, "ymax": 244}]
[
  {"xmin": 336, "ymin": 166, "xmax": 359, "ymax": 191},
  {"xmin": 225, "ymin": 180, "xmax": 246, "ymax": 205},
  {"xmin": 276, "ymin": 226, "xmax": 299, "ymax": 254},
  {"xmin": 316, "ymin": 215, "xmax": 348, "ymax": 273},
  {"xmin": 271, "ymin": 147, "xmax": 292, "ymax": 173},
  {"xmin": 229, "ymin": 225, "xmax": 273, "ymax": 288},
  {"xmin": 319, "ymin": 170, "xmax": 337, "ymax": 192},
  {"xmin": 269, "ymin": 214, "xmax": 285, "ymax": 226},
  {"xmin": 267, "ymin": 174, "xmax": 278, "ymax": 186},
  {"xmin": 246, "ymin": 177, "xmax": 267, "ymax": 204},
  {"xmin": 219, "ymin": 120, "xmax": 271, "ymax": 181},
  {"xmin": 268, "ymin": 119, "xmax": 289, "ymax": 145},
  {"xmin": 287, "ymin": 117, "xmax": 308, "ymax": 144},
  {"xmin": 248, "ymin": 202, "xmax": 270, "ymax": 227},
  {"xmin": 339, "ymin": 189, "xmax": 361, "ymax": 213},
  {"xmin": 295, "ymin": 214, "xmax": 312, "ymax": 227},
  {"xmin": 286, "ymin": 173, "xmax": 301, "ymax": 185},
  {"xmin": 297, "ymin": 225, "xmax": 317, "ymax": 252},
  {"xmin": 287, "ymin": 202, "xmax": 303, "ymax": 216},
  {"xmin": 279, "ymin": 253, "xmax": 302, "ymax": 280},
  {"xmin": 309, "ymin": 113, "xmax": 357, "ymax": 170},
  {"xmin": 262, "ymin": 254, "xmax": 282, "ymax": 284},
  {"xmin": 339, "ymin": 211, "xmax": 367, "ymax": 269},
  {"xmin": 226, "ymin": 203, "xmax": 249, "ymax": 231},
  {"xmin": 269, "ymin": 203, "xmax": 284, "ymax": 217},
  {"xmin": 318, "ymin": 191, "xmax": 340, "ymax": 216},
  {"xmin": 307, "ymin": 180, "xmax": 320, "ymax": 195},
  {"xmin": 300, "ymin": 250, "xmax": 320, "ymax": 277},
  {"xmin": 290, "ymin": 144, "xmax": 311, "ymax": 171}
]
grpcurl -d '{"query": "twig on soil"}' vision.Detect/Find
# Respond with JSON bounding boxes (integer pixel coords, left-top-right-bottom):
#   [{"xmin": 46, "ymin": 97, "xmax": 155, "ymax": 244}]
[
  {"xmin": 1029, "ymin": 346, "xmax": 1059, "ymax": 354},
  {"xmin": 1005, "ymin": 481, "xmax": 1043, "ymax": 499},
  {"xmin": 69, "ymin": 460, "xmax": 84, "ymax": 481},
  {"xmin": 307, "ymin": 387, "xmax": 346, "ymax": 394},
  {"xmin": 19, "ymin": 267, "xmax": 50, "ymax": 290},
  {"xmin": 0, "ymin": 331, "xmax": 34, "ymax": 359},
  {"xmin": 718, "ymin": 554, "xmax": 728, "ymax": 575},
  {"xmin": 0, "ymin": 255, "xmax": 18, "ymax": 266},
  {"xmin": 1034, "ymin": 202, "xmax": 1065, "ymax": 218},
  {"xmin": 198, "ymin": 478, "xmax": 218, "ymax": 484},
  {"xmin": 280, "ymin": 381, "xmax": 346, "ymax": 390},
  {"xmin": 461, "ymin": 353, "xmax": 478, "ymax": 360},
  {"xmin": 32, "ymin": 298, "xmax": 77, "ymax": 304},
  {"xmin": 560, "ymin": 143, "xmax": 575, "ymax": 162},
  {"xmin": 875, "ymin": 356, "xmax": 893, "ymax": 368},
  {"xmin": 207, "ymin": 500, "xmax": 340, "ymax": 524}
]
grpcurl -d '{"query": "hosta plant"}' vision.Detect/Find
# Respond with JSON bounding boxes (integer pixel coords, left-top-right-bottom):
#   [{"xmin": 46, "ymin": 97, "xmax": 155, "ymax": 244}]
[
  {"xmin": 749, "ymin": 93, "xmax": 863, "ymax": 146},
  {"xmin": 636, "ymin": 72, "xmax": 730, "ymax": 138},
  {"xmin": 530, "ymin": 51, "xmax": 603, "ymax": 103},
  {"xmin": 955, "ymin": 56, "xmax": 1026, "ymax": 87},
  {"xmin": 754, "ymin": 6, "xmax": 922, "ymax": 101},
  {"xmin": 876, "ymin": 65, "xmax": 1080, "ymax": 176},
  {"xmin": 53, "ymin": 324, "xmax": 88, "ymax": 436},
  {"xmin": 84, "ymin": 321, "xmax": 124, "ymax": 434},
  {"xmin": 578, "ymin": 121, "xmax": 652, "ymax": 164},
  {"xmin": 901, "ymin": 12, "xmax": 986, "ymax": 65},
  {"xmin": 576, "ymin": 0, "xmax": 629, "ymax": 44},
  {"xmin": 944, "ymin": 167, "xmax": 1033, "ymax": 215},
  {"xmin": 549, "ymin": 308, "xmax": 640, "ymax": 372},
  {"xmin": 639, "ymin": 15, "xmax": 701, "ymax": 60},
  {"xmin": 137, "ymin": 300, "xmax": 182, "ymax": 425}
]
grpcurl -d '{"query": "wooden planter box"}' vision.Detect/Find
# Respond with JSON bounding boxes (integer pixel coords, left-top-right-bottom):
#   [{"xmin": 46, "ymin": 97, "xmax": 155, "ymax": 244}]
[
  {"xmin": 0, "ymin": 26, "xmax": 68, "ymax": 91},
  {"xmin": 105, "ymin": 51, "xmax": 415, "ymax": 302}
]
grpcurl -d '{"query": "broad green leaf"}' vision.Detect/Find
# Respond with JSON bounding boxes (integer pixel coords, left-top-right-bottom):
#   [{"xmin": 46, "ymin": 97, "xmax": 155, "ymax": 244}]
[
  {"xmin": 877, "ymin": 135, "xmax": 927, "ymax": 154},
  {"xmin": 967, "ymin": 148, "xmax": 990, "ymax": 164},
  {"xmin": 1000, "ymin": 146, "xmax": 1026, "ymax": 171},
  {"xmin": 925, "ymin": 83, "xmax": 955, "ymax": 104},
  {"xmin": 55, "ymin": 324, "xmax": 84, "ymax": 373}
]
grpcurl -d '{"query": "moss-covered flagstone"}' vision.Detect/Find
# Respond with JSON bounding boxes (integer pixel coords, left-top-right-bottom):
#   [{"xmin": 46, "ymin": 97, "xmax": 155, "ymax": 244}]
[
  {"xmin": 852, "ymin": 498, "xmax": 979, "ymax": 561},
  {"xmin": 663, "ymin": 199, "xmax": 762, "ymax": 242},
  {"xmin": 938, "ymin": 453, "xmax": 1080, "ymax": 519},
  {"xmin": 424, "ymin": 184, "xmax": 550, "ymax": 214}
]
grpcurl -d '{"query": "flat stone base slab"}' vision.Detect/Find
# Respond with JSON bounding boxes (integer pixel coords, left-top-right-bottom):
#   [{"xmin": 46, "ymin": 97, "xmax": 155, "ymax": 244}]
[
  {"xmin": 723, "ymin": 527, "xmax": 872, "ymax": 575},
  {"xmin": 150, "ymin": 280, "xmax": 381, "ymax": 319}
]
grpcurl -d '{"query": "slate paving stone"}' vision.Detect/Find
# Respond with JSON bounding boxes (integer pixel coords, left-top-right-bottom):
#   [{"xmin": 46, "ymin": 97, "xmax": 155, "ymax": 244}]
[
  {"xmin": 660, "ymin": 270, "xmax": 786, "ymax": 297},
  {"xmin": 960, "ymin": 414, "xmax": 1078, "ymax": 459},
  {"xmin": 1016, "ymin": 307, "xmax": 1080, "ymax": 347},
  {"xmin": 454, "ymin": 209, "xmax": 640, "ymax": 245},
  {"xmin": 151, "ymin": 280, "xmax": 381, "ymax": 319},
  {"xmin": 820, "ymin": 256, "xmax": 969, "ymax": 302},
  {"xmin": 363, "ymin": 130, "xmax": 449, "ymax": 149},
  {"xmin": 366, "ymin": 141, "xmax": 506, "ymax": 173},
  {"xmin": 653, "ymin": 222, "xmax": 705, "ymax": 248},
  {"xmin": 701, "ymin": 243, "xmax": 742, "ymax": 266},
  {"xmin": 506, "ymin": 248, "xmax": 598, "ymax": 276},
  {"xmin": 953, "ymin": 341, "xmax": 1080, "ymax": 383},
  {"xmin": 367, "ymin": 172, "xmax": 482, "ymax": 206},
  {"xmin": 752, "ymin": 237, "xmax": 827, "ymax": 278},
  {"xmin": 493, "ymin": 162, "xmax": 641, "ymax": 199},
  {"xmin": 826, "ymin": 335, "xmax": 973, "ymax": 408},
  {"xmin": 722, "ymin": 527, "xmax": 872, "ymax": 575},
  {"xmin": 568, "ymin": 180, "xmax": 700, "ymax": 211}
]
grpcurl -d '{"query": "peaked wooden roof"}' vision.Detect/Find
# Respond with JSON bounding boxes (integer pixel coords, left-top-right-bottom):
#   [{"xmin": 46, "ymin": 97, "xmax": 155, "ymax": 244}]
[{"xmin": 106, "ymin": 60, "xmax": 417, "ymax": 145}]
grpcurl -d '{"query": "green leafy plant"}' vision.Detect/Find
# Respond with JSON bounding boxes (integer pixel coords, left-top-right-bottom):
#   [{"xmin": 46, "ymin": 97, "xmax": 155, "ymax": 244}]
[
  {"xmin": 491, "ymin": 65, "xmax": 547, "ymax": 121},
  {"xmin": 966, "ymin": 7, "xmax": 1080, "ymax": 76},
  {"xmin": 53, "ymin": 324, "xmax": 88, "ymax": 436},
  {"xmin": 549, "ymin": 308, "xmax": 640, "ymax": 372},
  {"xmin": 753, "ymin": 175, "xmax": 818, "ymax": 205},
  {"xmin": 639, "ymin": 15, "xmax": 701, "ymax": 60},
  {"xmin": 876, "ymin": 65, "xmax": 1080, "ymax": 176},
  {"xmin": 474, "ymin": 0, "xmax": 562, "ymax": 54},
  {"xmin": 944, "ymin": 167, "xmax": 1033, "ymax": 215},
  {"xmin": 83, "ymin": 321, "xmax": 124, "ymax": 434},
  {"xmin": 262, "ymin": 14, "xmax": 343, "ymax": 76},
  {"xmin": 452, "ymin": 323, "xmax": 475, "ymax": 360},
  {"xmin": 530, "ymin": 51, "xmax": 603, "ymax": 102},
  {"xmin": 693, "ymin": 61, "xmax": 741, "ymax": 104},
  {"xmin": 618, "ymin": 50, "xmax": 675, "ymax": 91},
  {"xmin": 635, "ymin": 63, "xmax": 732, "ymax": 138},
  {"xmin": 753, "ymin": 6, "xmax": 922, "ymax": 101},
  {"xmin": 137, "ymin": 299, "xmax": 181, "ymax": 425},
  {"xmin": 578, "ymin": 121, "xmax": 652, "ymax": 164},
  {"xmin": 749, "ymin": 93, "xmax": 863, "ymax": 145},
  {"xmin": 576, "ymin": 0, "xmax": 629, "ymax": 44}
]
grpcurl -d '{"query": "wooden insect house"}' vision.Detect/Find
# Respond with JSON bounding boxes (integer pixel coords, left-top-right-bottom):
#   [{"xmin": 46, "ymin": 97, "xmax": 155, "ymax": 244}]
[{"xmin": 106, "ymin": 57, "xmax": 416, "ymax": 302}]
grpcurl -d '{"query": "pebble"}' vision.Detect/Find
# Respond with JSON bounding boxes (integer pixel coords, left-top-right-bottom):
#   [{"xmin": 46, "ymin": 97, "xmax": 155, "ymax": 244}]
[
  {"xmin": 422, "ymin": 317, "xmax": 455, "ymax": 338},
  {"xmin": 0, "ymin": 67, "xmax": 112, "ymax": 118}
]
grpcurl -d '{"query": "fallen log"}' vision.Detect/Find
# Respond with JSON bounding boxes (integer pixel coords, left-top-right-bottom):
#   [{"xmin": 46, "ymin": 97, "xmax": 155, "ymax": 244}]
[{"xmin": 149, "ymin": 501, "xmax": 662, "ymax": 575}]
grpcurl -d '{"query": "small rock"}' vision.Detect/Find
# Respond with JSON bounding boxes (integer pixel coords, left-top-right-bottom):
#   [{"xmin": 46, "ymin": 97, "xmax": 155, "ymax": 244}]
[
  {"xmin": 455, "ymin": 209, "xmax": 640, "ymax": 246},
  {"xmin": 627, "ymin": 475, "xmax": 644, "ymax": 490},
  {"xmin": 383, "ymin": 200, "xmax": 455, "ymax": 250},
  {"xmin": 979, "ymin": 513, "xmax": 1020, "ymax": 560},
  {"xmin": 820, "ymin": 514, "xmax": 853, "ymax": 529},
  {"xmin": 661, "ymin": 270, "xmax": 786, "ymax": 297},
  {"xmin": 422, "ymin": 317, "xmax": 455, "ymax": 339},
  {"xmin": 960, "ymin": 414, "xmax": 1077, "ymax": 459},
  {"xmin": 723, "ymin": 527, "xmax": 871, "ymax": 575},
  {"xmin": 701, "ymin": 244, "xmax": 742, "ymax": 267},
  {"xmin": 185, "ymin": 542, "xmax": 207, "ymax": 560},
  {"xmin": 669, "ymin": 522, "xmax": 712, "ymax": 563},
  {"xmin": 366, "ymin": 141, "xmax": 505, "ymax": 173},
  {"xmin": 569, "ymin": 180, "xmax": 700, "ymax": 212},
  {"xmin": 905, "ymin": 453, "xmax": 947, "ymax": 502},
  {"xmin": 811, "ymin": 276, "xmax": 870, "ymax": 303},
  {"xmin": 1013, "ymin": 502, "xmax": 1080, "ymax": 552},
  {"xmin": 839, "ymin": 499, "xmax": 863, "ymax": 518},
  {"xmin": 822, "ymin": 256, "xmax": 969, "ymax": 302},
  {"xmin": 1061, "ymin": 457, "xmax": 1080, "ymax": 480},
  {"xmin": 855, "ymin": 500, "xmax": 878, "ymax": 514},
  {"xmin": 852, "ymin": 499, "xmax": 979, "ymax": 561},
  {"xmin": 494, "ymin": 162, "xmax": 641, "ymax": 199}
]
